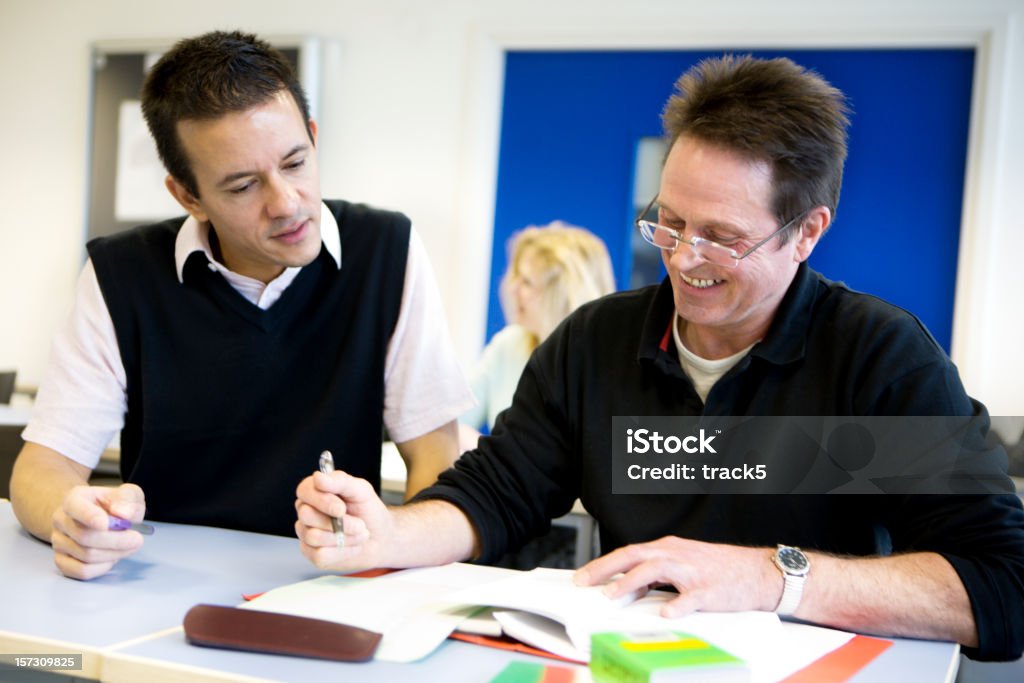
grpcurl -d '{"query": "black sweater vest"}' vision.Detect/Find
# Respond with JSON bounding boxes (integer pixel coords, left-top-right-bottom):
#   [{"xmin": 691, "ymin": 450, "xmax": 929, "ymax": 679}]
[{"xmin": 87, "ymin": 200, "xmax": 410, "ymax": 536}]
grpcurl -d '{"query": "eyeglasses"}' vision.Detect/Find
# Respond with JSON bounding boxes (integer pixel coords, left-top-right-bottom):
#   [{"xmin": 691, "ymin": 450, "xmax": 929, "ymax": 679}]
[{"xmin": 635, "ymin": 196, "xmax": 808, "ymax": 269}]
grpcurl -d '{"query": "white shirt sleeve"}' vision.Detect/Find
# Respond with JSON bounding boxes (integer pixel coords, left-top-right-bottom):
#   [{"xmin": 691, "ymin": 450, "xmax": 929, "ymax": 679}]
[
  {"xmin": 22, "ymin": 260, "xmax": 127, "ymax": 469},
  {"xmin": 460, "ymin": 353, "xmax": 491, "ymax": 432},
  {"xmin": 382, "ymin": 228, "xmax": 476, "ymax": 443},
  {"xmin": 461, "ymin": 325, "xmax": 534, "ymax": 431}
]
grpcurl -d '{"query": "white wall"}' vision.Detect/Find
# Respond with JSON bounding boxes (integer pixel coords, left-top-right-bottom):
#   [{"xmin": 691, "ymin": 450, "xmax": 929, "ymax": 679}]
[{"xmin": 0, "ymin": 0, "xmax": 1021, "ymax": 416}]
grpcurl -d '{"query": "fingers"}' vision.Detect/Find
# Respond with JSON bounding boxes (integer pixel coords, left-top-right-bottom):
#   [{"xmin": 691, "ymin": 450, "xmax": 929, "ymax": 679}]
[
  {"xmin": 580, "ymin": 537, "xmax": 774, "ymax": 615},
  {"xmin": 662, "ymin": 591, "xmax": 701, "ymax": 619},
  {"xmin": 54, "ymin": 553, "xmax": 115, "ymax": 581},
  {"xmin": 294, "ymin": 515, "xmax": 372, "ymax": 571},
  {"xmin": 575, "ymin": 543, "xmax": 646, "ymax": 587},
  {"xmin": 295, "ymin": 499, "xmax": 346, "ymax": 540},
  {"xmin": 602, "ymin": 557, "xmax": 672, "ymax": 600},
  {"xmin": 295, "ymin": 505, "xmax": 370, "ymax": 549},
  {"xmin": 294, "ymin": 473, "xmax": 352, "ymax": 542},
  {"xmin": 574, "ymin": 538, "xmax": 697, "ymax": 607},
  {"xmin": 61, "ymin": 483, "xmax": 147, "ymax": 532},
  {"xmin": 51, "ymin": 521, "xmax": 144, "ymax": 562},
  {"xmin": 294, "ymin": 470, "xmax": 379, "ymax": 540},
  {"xmin": 51, "ymin": 485, "xmax": 146, "ymax": 580},
  {"xmin": 50, "ymin": 526, "xmax": 142, "ymax": 580},
  {"xmin": 294, "ymin": 471, "xmax": 388, "ymax": 572},
  {"xmin": 106, "ymin": 483, "xmax": 146, "ymax": 522},
  {"xmin": 297, "ymin": 527, "xmax": 343, "ymax": 571},
  {"xmin": 305, "ymin": 469, "xmax": 370, "ymax": 498},
  {"xmin": 61, "ymin": 486, "xmax": 111, "ymax": 532},
  {"xmin": 295, "ymin": 471, "xmax": 359, "ymax": 517}
]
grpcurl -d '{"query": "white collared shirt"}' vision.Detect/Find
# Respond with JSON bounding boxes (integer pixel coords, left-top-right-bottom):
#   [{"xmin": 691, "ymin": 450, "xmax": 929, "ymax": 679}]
[{"xmin": 24, "ymin": 203, "xmax": 474, "ymax": 467}]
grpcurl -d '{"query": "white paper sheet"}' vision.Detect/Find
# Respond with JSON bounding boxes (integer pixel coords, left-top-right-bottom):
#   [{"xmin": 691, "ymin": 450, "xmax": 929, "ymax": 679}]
[
  {"xmin": 449, "ymin": 567, "xmax": 854, "ymax": 681},
  {"xmin": 241, "ymin": 564, "xmax": 518, "ymax": 662},
  {"xmin": 114, "ymin": 100, "xmax": 182, "ymax": 222},
  {"xmin": 241, "ymin": 563, "xmax": 855, "ymax": 678}
]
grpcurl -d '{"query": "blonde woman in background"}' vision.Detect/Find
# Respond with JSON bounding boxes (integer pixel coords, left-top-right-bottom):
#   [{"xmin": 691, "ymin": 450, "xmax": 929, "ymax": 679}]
[{"xmin": 460, "ymin": 222, "xmax": 615, "ymax": 451}]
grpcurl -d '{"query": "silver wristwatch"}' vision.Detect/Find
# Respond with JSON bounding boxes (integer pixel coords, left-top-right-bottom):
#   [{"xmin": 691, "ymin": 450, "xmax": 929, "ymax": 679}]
[{"xmin": 772, "ymin": 545, "xmax": 810, "ymax": 616}]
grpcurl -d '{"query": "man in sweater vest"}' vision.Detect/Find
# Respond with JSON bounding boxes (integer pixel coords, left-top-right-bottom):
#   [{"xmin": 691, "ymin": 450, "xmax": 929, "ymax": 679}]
[{"xmin": 10, "ymin": 31, "xmax": 474, "ymax": 580}]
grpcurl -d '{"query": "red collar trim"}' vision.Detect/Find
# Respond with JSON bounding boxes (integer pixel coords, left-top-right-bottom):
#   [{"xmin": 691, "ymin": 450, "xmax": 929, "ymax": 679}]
[{"xmin": 659, "ymin": 319, "xmax": 673, "ymax": 352}]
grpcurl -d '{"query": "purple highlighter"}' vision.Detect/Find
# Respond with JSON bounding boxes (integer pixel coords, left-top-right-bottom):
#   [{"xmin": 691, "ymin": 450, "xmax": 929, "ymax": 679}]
[{"xmin": 108, "ymin": 516, "xmax": 156, "ymax": 535}]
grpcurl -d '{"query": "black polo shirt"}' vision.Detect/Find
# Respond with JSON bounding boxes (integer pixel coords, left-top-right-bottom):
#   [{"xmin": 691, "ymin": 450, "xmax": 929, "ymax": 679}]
[{"xmin": 419, "ymin": 262, "xmax": 1024, "ymax": 660}]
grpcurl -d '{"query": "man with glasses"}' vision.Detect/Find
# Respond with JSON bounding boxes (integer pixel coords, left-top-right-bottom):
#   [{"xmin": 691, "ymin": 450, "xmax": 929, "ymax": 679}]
[{"xmin": 295, "ymin": 55, "xmax": 1024, "ymax": 660}]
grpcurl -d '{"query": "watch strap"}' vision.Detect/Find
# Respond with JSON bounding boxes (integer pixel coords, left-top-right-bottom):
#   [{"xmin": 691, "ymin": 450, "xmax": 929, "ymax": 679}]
[{"xmin": 775, "ymin": 573, "xmax": 805, "ymax": 616}]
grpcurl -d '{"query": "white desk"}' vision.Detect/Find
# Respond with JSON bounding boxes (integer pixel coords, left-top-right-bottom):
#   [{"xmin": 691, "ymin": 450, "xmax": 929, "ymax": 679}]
[
  {"xmin": 0, "ymin": 501, "xmax": 577, "ymax": 682},
  {"xmin": 0, "ymin": 501, "xmax": 961, "ymax": 682},
  {"xmin": 0, "ymin": 500, "xmax": 320, "ymax": 679}
]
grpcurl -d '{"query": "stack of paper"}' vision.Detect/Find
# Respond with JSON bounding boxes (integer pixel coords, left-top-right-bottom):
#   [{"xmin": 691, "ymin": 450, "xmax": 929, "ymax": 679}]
[{"xmin": 240, "ymin": 563, "xmax": 855, "ymax": 681}]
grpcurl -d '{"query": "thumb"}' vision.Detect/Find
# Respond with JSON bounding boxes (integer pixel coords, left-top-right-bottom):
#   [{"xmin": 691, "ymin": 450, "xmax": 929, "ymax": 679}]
[
  {"xmin": 107, "ymin": 483, "xmax": 147, "ymax": 522},
  {"xmin": 661, "ymin": 592, "xmax": 700, "ymax": 619}
]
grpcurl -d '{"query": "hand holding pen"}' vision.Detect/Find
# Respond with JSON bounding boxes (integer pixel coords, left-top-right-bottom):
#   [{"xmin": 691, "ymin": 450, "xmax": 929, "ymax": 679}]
[
  {"xmin": 50, "ymin": 483, "xmax": 149, "ymax": 580},
  {"xmin": 296, "ymin": 455, "xmax": 394, "ymax": 572}
]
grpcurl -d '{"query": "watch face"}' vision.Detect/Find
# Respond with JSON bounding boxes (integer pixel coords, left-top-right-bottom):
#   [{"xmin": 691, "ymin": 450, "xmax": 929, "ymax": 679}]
[{"xmin": 778, "ymin": 547, "xmax": 809, "ymax": 572}]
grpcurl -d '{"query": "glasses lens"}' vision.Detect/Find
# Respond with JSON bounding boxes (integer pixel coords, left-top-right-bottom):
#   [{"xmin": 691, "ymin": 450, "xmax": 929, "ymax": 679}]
[
  {"xmin": 693, "ymin": 240, "xmax": 739, "ymax": 268},
  {"xmin": 640, "ymin": 221, "xmax": 677, "ymax": 250}
]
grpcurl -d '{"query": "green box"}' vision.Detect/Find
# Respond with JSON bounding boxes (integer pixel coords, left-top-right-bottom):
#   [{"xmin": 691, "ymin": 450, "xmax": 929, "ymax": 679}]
[{"xmin": 589, "ymin": 631, "xmax": 749, "ymax": 683}]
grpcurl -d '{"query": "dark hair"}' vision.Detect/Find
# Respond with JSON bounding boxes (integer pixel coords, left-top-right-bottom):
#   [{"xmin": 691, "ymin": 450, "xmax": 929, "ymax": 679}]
[
  {"xmin": 661, "ymin": 55, "xmax": 850, "ymax": 243},
  {"xmin": 141, "ymin": 30, "xmax": 312, "ymax": 198}
]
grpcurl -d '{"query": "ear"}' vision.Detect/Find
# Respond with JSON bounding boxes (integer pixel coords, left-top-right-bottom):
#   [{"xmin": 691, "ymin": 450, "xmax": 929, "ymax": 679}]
[
  {"xmin": 308, "ymin": 118, "xmax": 318, "ymax": 146},
  {"xmin": 793, "ymin": 206, "xmax": 831, "ymax": 263},
  {"xmin": 164, "ymin": 175, "xmax": 209, "ymax": 223}
]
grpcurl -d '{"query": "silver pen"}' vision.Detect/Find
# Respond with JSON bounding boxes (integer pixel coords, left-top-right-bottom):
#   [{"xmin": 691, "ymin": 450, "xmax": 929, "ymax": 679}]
[{"xmin": 318, "ymin": 450, "xmax": 345, "ymax": 548}]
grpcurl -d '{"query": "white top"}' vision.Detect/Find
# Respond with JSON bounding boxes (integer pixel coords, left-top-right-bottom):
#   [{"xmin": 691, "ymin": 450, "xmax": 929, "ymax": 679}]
[
  {"xmin": 672, "ymin": 313, "xmax": 755, "ymax": 403},
  {"xmin": 23, "ymin": 203, "xmax": 475, "ymax": 468},
  {"xmin": 461, "ymin": 325, "xmax": 535, "ymax": 431}
]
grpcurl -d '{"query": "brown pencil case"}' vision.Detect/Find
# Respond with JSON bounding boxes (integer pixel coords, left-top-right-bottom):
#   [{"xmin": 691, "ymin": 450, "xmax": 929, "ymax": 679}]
[{"xmin": 183, "ymin": 603, "xmax": 382, "ymax": 662}]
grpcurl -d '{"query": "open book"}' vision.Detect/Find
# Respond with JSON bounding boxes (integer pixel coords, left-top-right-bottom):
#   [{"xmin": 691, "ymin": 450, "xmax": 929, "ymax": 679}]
[{"xmin": 240, "ymin": 563, "xmax": 855, "ymax": 682}]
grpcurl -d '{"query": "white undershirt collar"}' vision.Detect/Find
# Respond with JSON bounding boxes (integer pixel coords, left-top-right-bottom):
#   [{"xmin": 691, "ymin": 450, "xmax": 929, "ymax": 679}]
[
  {"xmin": 173, "ymin": 201, "xmax": 341, "ymax": 282},
  {"xmin": 171, "ymin": 203, "xmax": 341, "ymax": 310},
  {"xmin": 672, "ymin": 313, "xmax": 756, "ymax": 402}
]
